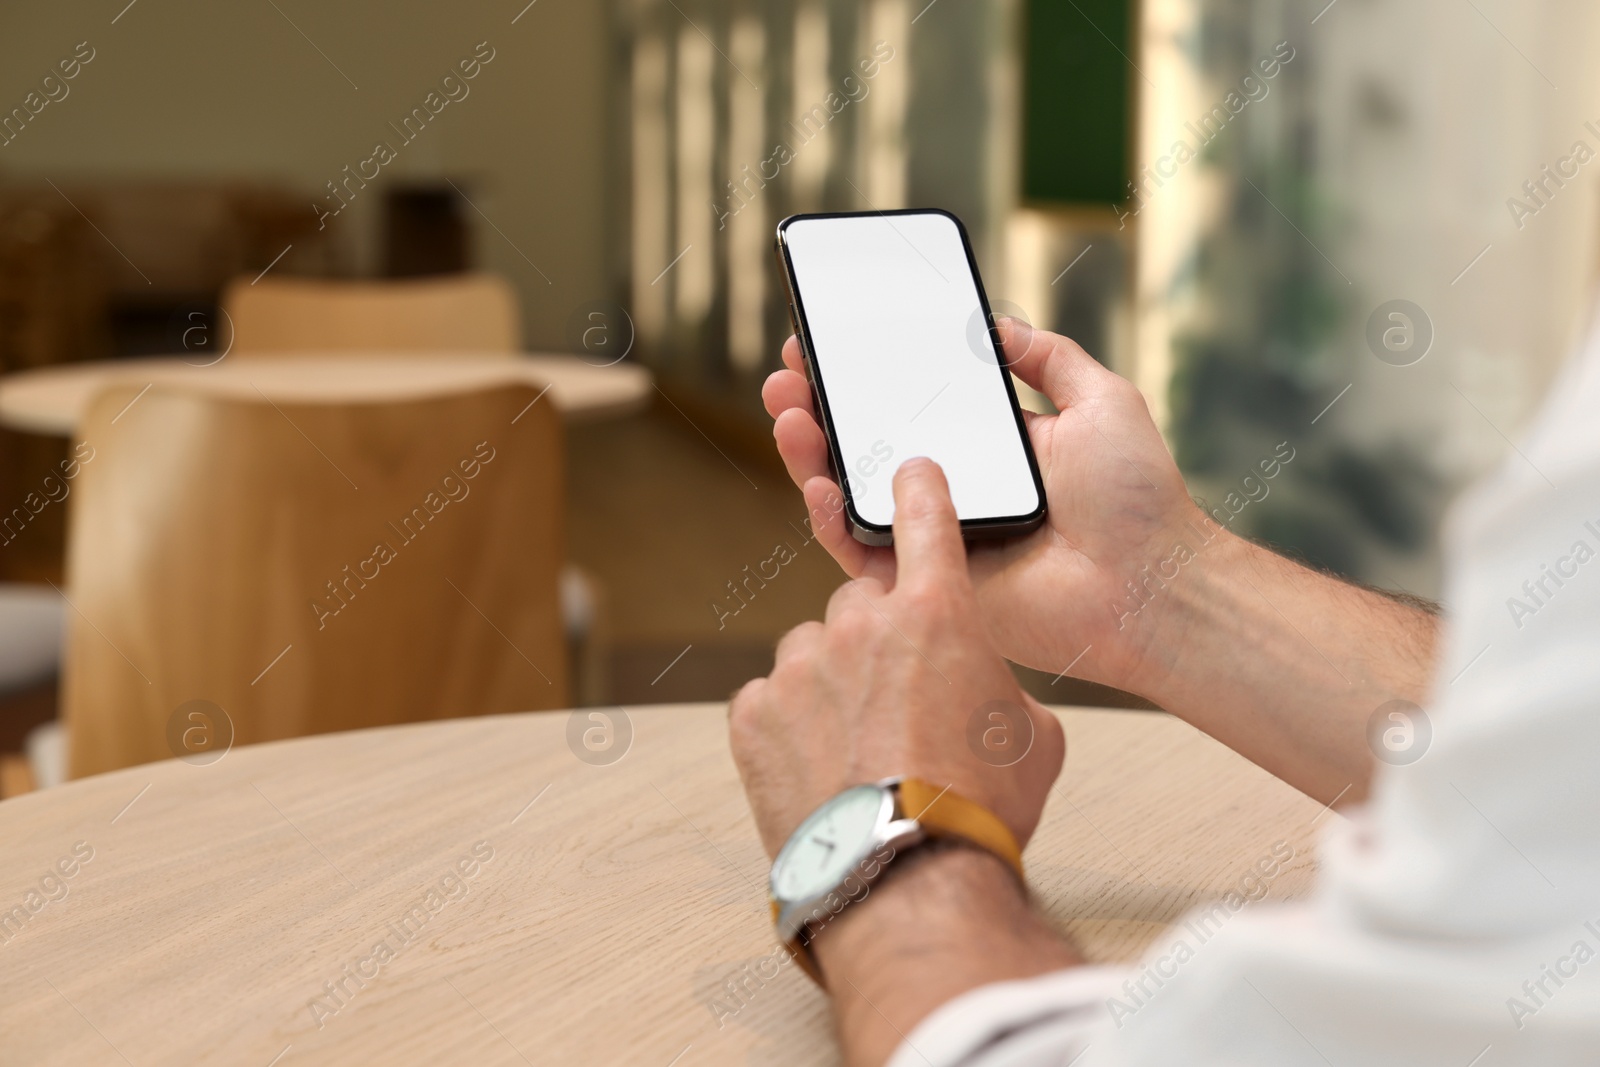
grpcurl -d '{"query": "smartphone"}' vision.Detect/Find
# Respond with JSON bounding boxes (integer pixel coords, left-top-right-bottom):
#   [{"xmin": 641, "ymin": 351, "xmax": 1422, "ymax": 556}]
[{"xmin": 775, "ymin": 209, "xmax": 1046, "ymax": 546}]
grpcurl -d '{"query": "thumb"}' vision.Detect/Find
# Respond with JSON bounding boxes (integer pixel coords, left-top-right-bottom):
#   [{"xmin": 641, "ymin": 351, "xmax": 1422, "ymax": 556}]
[{"xmin": 998, "ymin": 317, "xmax": 1111, "ymax": 412}]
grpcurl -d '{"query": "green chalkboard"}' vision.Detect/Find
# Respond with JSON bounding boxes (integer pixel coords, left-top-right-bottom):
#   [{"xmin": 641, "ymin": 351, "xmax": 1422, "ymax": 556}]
[{"xmin": 1022, "ymin": 0, "xmax": 1133, "ymax": 206}]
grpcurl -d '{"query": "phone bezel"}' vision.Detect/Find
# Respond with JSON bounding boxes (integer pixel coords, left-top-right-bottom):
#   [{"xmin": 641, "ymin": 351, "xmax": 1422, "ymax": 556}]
[{"xmin": 774, "ymin": 208, "xmax": 1048, "ymax": 546}]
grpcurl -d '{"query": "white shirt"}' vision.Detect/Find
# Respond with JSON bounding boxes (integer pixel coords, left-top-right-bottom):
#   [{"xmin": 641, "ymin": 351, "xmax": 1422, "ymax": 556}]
[{"xmin": 889, "ymin": 317, "xmax": 1600, "ymax": 1067}]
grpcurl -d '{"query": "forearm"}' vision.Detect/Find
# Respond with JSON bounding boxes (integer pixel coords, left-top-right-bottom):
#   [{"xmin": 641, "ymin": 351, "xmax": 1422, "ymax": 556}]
[
  {"xmin": 1121, "ymin": 518, "xmax": 1439, "ymax": 805},
  {"xmin": 812, "ymin": 845, "xmax": 1080, "ymax": 1067}
]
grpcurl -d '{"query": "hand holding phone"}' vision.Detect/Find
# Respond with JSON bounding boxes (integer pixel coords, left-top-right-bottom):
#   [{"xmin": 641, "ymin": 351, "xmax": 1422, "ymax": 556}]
[
  {"xmin": 776, "ymin": 210, "xmax": 1046, "ymax": 546},
  {"xmin": 766, "ymin": 242, "xmax": 1198, "ymax": 688}
]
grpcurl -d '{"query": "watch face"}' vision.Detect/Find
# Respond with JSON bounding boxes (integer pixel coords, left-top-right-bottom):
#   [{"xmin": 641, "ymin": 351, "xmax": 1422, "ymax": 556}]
[{"xmin": 772, "ymin": 785, "xmax": 888, "ymax": 903}]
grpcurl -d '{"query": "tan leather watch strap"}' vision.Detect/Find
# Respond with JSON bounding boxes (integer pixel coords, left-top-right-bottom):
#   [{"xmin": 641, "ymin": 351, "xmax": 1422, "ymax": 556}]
[
  {"xmin": 770, "ymin": 900, "xmax": 825, "ymax": 984},
  {"xmin": 771, "ymin": 780, "xmax": 1025, "ymax": 987},
  {"xmin": 897, "ymin": 778, "xmax": 1024, "ymax": 883}
]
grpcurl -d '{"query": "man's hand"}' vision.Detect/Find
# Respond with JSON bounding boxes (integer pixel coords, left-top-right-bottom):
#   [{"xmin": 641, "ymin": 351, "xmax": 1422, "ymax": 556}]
[
  {"xmin": 765, "ymin": 320, "xmax": 1441, "ymax": 807},
  {"xmin": 729, "ymin": 457, "xmax": 1080, "ymax": 1067},
  {"xmin": 730, "ymin": 457, "xmax": 1064, "ymax": 857},
  {"xmin": 765, "ymin": 317, "xmax": 1192, "ymax": 690}
]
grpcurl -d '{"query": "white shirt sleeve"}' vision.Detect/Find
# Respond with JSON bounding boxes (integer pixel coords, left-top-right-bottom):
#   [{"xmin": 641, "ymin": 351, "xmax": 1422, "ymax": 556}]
[{"xmin": 889, "ymin": 314, "xmax": 1600, "ymax": 1067}]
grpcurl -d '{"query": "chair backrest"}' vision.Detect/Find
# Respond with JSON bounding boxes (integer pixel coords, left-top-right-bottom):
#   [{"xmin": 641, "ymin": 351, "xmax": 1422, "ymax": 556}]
[
  {"xmin": 61, "ymin": 381, "xmax": 566, "ymax": 778},
  {"xmin": 220, "ymin": 272, "xmax": 522, "ymax": 355}
]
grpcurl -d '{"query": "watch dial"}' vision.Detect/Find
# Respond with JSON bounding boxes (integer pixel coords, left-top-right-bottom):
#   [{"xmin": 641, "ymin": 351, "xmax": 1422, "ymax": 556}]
[{"xmin": 772, "ymin": 785, "xmax": 886, "ymax": 902}]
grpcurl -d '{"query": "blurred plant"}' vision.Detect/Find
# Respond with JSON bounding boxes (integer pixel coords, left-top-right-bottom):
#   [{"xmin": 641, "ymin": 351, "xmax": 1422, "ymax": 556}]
[{"xmin": 1167, "ymin": 8, "xmax": 1435, "ymax": 578}]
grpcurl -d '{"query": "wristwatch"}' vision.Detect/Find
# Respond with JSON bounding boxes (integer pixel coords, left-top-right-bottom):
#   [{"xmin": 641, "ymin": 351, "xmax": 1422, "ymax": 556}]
[{"xmin": 768, "ymin": 776, "xmax": 1025, "ymax": 984}]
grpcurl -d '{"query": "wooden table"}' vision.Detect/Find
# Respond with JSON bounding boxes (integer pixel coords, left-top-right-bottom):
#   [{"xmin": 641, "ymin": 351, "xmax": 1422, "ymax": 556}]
[
  {"xmin": 0, "ymin": 353, "xmax": 653, "ymax": 436},
  {"xmin": 0, "ymin": 704, "xmax": 1330, "ymax": 1065}
]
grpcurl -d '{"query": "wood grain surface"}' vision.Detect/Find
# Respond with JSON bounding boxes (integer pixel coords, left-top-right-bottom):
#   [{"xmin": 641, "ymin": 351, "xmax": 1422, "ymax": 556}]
[
  {"xmin": 0, "ymin": 703, "xmax": 1333, "ymax": 1066},
  {"xmin": 0, "ymin": 354, "xmax": 652, "ymax": 437}
]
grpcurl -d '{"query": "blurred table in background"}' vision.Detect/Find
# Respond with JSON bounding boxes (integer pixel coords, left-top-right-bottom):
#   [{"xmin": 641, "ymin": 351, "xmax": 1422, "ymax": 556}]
[
  {"xmin": 0, "ymin": 702, "xmax": 1327, "ymax": 1065},
  {"xmin": 0, "ymin": 354, "xmax": 652, "ymax": 436}
]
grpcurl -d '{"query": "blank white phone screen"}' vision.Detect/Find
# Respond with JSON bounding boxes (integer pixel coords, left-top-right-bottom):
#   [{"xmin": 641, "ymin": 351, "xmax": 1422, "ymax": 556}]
[{"xmin": 784, "ymin": 212, "xmax": 1039, "ymax": 528}]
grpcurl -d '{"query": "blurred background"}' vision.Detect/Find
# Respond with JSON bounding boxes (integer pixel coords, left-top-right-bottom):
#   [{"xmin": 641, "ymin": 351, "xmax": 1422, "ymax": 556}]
[{"xmin": 1, "ymin": 0, "xmax": 1595, "ymax": 790}]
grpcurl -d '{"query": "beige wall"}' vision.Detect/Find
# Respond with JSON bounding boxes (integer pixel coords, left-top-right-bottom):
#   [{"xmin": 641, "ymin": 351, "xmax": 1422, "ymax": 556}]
[
  {"xmin": 1317, "ymin": 0, "xmax": 1600, "ymax": 478},
  {"xmin": 0, "ymin": 0, "xmax": 611, "ymax": 349}
]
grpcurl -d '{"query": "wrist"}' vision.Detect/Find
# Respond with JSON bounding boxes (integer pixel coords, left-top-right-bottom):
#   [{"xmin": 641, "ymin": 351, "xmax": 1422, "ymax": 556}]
[
  {"xmin": 1094, "ymin": 507, "xmax": 1257, "ymax": 701},
  {"xmin": 1089, "ymin": 508, "xmax": 1439, "ymax": 804},
  {"xmin": 811, "ymin": 843, "xmax": 1079, "ymax": 1067}
]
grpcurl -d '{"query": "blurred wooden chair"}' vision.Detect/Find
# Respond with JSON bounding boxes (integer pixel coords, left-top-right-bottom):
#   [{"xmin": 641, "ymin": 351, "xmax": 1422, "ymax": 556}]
[
  {"xmin": 60, "ymin": 381, "xmax": 567, "ymax": 778},
  {"xmin": 220, "ymin": 272, "xmax": 522, "ymax": 355}
]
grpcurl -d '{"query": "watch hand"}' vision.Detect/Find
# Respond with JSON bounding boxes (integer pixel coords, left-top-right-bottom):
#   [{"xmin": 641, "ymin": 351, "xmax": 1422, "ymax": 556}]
[{"xmin": 811, "ymin": 836, "xmax": 836, "ymax": 856}]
